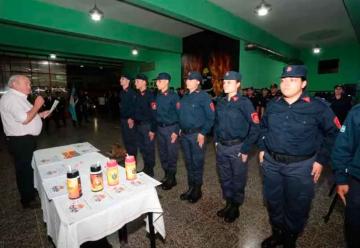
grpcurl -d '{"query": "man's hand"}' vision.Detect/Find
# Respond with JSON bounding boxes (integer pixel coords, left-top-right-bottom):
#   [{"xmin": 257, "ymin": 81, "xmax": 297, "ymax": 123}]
[
  {"xmin": 197, "ymin": 133, "xmax": 205, "ymax": 148},
  {"xmin": 259, "ymin": 151, "xmax": 265, "ymax": 163},
  {"xmin": 336, "ymin": 184, "xmax": 349, "ymax": 205},
  {"xmin": 128, "ymin": 118, "xmax": 134, "ymax": 129},
  {"xmin": 148, "ymin": 131, "xmax": 155, "ymax": 141},
  {"xmin": 39, "ymin": 110, "xmax": 50, "ymax": 119},
  {"xmin": 34, "ymin": 96, "xmax": 45, "ymax": 110},
  {"xmin": 311, "ymin": 162, "xmax": 323, "ymax": 183},
  {"xmin": 170, "ymin": 132, "xmax": 178, "ymax": 143}
]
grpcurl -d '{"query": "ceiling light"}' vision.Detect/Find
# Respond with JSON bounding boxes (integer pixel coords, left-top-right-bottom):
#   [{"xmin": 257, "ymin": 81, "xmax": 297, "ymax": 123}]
[
  {"xmin": 89, "ymin": 1, "xmax": 104, "ymax": 22},
  {"xmin": 255, "ymin": 0, "xmax": 272, "ymax": 16},
  {"xmin": 313, "ymin": 45, "xmax": 321, "ymax": 54},
  {"xmin": 49, "ymin": 54, "xmax": 56, "ymax": 59},
  {"xmin": 132, "ymin": 48, "xmax": 139, "ymax": 56},
  {"xmin": 80, "ymin": 65, "xmax": 84, "ymax": 68}
]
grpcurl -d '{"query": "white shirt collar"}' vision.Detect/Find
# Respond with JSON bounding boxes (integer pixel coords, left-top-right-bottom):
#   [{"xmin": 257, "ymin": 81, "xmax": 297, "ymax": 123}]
[{"xmin": 9, "ymin": 88, "xmax": 28, "ymax": 98}]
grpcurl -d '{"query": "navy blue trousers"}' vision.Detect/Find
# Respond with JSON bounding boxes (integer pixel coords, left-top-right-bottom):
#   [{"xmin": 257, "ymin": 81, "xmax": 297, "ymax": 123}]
[
  {"xmin": 345, "ymin": 176, "xmax": 360, "ymax": 248},
  {"xmin": 157, "ymin": 125, "xmax": 179, "ymax": 175},
  {"xmin": 180, "ymin": 133, "xmax": 206, "ymax": 186},
  {"xmin": 120, "ymin": 118, "xmax": 137, "ymax": 156},
  {"xmin": 262, "ymin": 152, "xmax": 315, "ymax": 234},
  {"xmin": 136, "ymin": 123, "xmax": 155, "ymax": 173},
  {"xmin": 216, "ymin": 143, "xmax": 248, "ymax": 204}
]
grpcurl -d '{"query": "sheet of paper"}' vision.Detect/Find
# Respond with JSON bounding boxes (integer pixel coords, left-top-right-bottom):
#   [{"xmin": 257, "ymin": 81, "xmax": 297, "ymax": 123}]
[{"xmin": 48, "ymin": 99, "xmax": 59, "ymax": 114}]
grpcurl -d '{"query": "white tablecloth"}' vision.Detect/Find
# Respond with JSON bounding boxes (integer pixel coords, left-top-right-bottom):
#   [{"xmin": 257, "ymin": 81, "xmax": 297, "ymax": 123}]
[{"xmin": 32, "ymin": 142, "xmax": 165, "ymax": 248}]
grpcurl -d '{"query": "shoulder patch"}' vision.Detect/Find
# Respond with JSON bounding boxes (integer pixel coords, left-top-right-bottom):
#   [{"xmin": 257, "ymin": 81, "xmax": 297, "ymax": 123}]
[
  {"xmin": 210, "ymin": 102, "xmax": 215, "ymax": 112},
  {"xmin": 251, "ymin": 112, "xmax": 260, "ymax": 124},
  {"xmin": 333, "ymin": 116, "xmax": 341, "ymax": 129},
  {"xmin": 151, "ymin": 101, "xmax": 157, "ymax": 110}
]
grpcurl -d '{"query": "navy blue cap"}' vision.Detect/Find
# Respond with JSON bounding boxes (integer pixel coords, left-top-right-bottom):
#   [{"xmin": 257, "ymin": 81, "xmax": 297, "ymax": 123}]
[
  {"xmin": 120, "ymin": 74, "xmax": 131, "ymax": 80},
  {"xmin": 156, "ymin": 72, "xmax": 171, "ymax": 81},
  {"xmin": 135, "ymin": 73, "xmax": 148, "ymax": 81},
  {"xmin": 281, "ymin": 65, "xmax": 307, "ymax": 78},
  {"xmin": 186, "ymin": 71, "xmax": 202, "ymax": 82},
  {"xmin": 223, "ymin": 71, "xmax": 242, "ymax": 81}
]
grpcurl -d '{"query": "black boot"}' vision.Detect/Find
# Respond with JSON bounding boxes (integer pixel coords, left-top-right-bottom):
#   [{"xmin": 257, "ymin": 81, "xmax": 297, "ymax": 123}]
[
  {"xmin": 217, "ymin": 199, "xmax": 232, "ymax": 217},
  {"xmin": 188, "ymin": 185, "xmax": 202, "ymax": 203},
  {"xmin": 283, "ymin": 231, "xmax": 298, "ymax": 248},
  {"xmin": 161, "ymin": 174, "xmax": 177, "ymax": 190},
  {"xmin": 261, "ymin": 226, "xmax": 284, "ymax": 248},
  {"xmin": 160, "ymin": 170, "xmax": 168, "ymax": 183},
  {"xmin": 180, "ymin": 186, "xmax": 194, "ymax": 200},
  {"xmin": 224, "ymin": 202, "xmax": 240, "ymax": 223}
]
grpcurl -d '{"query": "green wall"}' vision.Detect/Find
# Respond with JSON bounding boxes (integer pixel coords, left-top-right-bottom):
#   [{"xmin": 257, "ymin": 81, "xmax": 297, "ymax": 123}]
[
  {"xmin": 122, "ymin": 51, "xmax": 182, "ymax": 88},
  {"xmin": 301, "ymin": 42, "xmax": 360, "ymax": 91},
  {"xmin": 239, "ymin": 41, "xmax": 286, "ymax": 89}
]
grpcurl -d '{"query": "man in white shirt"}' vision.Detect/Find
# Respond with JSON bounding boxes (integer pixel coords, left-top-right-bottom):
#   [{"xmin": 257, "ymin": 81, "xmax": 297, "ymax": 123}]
[{"xmin": 0, "ymin": 75, "xmax": 49, "ymax": 208}]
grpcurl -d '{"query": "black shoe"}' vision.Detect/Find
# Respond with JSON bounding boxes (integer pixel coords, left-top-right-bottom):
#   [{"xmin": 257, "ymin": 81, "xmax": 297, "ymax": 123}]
[
  {"xmin": 217, "ymin": 199, "xmax": 232, "ymax": 217},
  {"xmin": 261, "ymin": 226, "xmax": 284, "ymax": 248},
  {"xmin": 283, "ymin": 232, "xmax": 298, "ymax": 248},
  {"xmin": 161, "ymin": 174, "xmax": 177, "ymax": 190},
  {"xmin": 188, "ymin": 185, "xmax": 202, "ymax": 203},
  {"xmin": 180, "ymin": 187, "xmax": 194, "ymax": 200},
  {"xmin": 224, "ymin": 202, "xmax": 240, "ymax": 223}
]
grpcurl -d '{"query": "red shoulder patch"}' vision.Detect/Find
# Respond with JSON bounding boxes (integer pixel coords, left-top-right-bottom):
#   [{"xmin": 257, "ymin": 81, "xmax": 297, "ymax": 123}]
[
  {"xmin": 333, "ymin": 116, "xmax": 341, "ymax": 129},
  {"xmin": 209, "ymin": 102, "xmax": 215, "ymax": 112},
  {"xmin": 151, "ymin": 101, "xmax": 157, "ymax": 110},
  {"xmin": 302, "ymin": 97, "xmax": 311, "ymax": 103},
  {"xmin": 176, "ymin": 102, "xmax": 181, "ymax": 110},
  {"xmin": 251, "ymin": 112, "xmax": 260, "ymax": 124}
]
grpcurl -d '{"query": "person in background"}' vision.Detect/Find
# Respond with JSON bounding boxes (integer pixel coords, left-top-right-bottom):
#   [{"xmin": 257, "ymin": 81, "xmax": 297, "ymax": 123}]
[
  {"xmin": 133, "ymin": 74, "xmax": 156, "ymax": 177},
  {"xmin": 269, "ymin": 83, "xmax": 280, "ymax": 99},
  {"xmin": 177, "ymin": 71, "xmax": 215, "ymax": 203},
  {"xmin": 330, "ymin": 84, "xmax": 353, "ymax": 125},
  {"xmin": 259, "ymin": 88, "xmax": 271, "ymax": 118},
  {"xmin": 214, "ymin": 71, "xmax": 260, "ymax": 223},
  {"xmin": 0, "ymin": 75, "xmax": 50, "ymax": 208},
  {"xmin": 119, "ymin": 74, "xmax": 137, "ymax": 157},
  {"xmin": 154, "ymin": 72, "xmax": 180, "ymax": 190}
]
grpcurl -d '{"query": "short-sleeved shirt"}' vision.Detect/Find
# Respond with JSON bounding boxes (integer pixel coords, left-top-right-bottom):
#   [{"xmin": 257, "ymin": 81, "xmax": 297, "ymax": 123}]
[{"xmin": 0, "ymin": 89, "xmax": 42, "ymax": 136}]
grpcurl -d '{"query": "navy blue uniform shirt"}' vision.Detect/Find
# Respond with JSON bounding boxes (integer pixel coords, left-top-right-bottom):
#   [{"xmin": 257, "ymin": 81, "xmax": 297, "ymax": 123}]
[
  {"xmin": 119, "ymin": 87, "xmax": 136, "ymax": 119},
  {"xmin": 133, "ymin": 89, "xmax": 156, "ymax": 131},
  {"xmin": 215, "ymin": 94, "xmax": 260, "ymax": 153},
  {"xmin": 178, "ymin": 90, "xmax": 215, "ymax": 135},
  {"xmin": 332, "ymin": 104, "xmax": 360, "ymax": 184},
  {"xmin": 259, "ymin": 93, "xmax": 339, "ymax": 166},
  {"xmin": 154, "ymin": 90, "xmax": 179, "ymax": 130}
]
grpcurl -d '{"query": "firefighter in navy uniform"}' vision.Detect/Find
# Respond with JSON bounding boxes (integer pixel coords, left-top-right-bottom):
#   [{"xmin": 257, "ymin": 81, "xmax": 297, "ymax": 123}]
[
  {"xmin": 154, "ymin": 72, "xmax": 180, "ymax": 190},
  {"xmin": 330, "ymin": 84, "xmax": 353, "ymax": 125},
  {"xmin": 119, "ymin": 74, "xmax": 137, "ymax": 156},
  {"xmin": 133, "ymin": 74, "xmax": 156, "ymax": 177},
  {"xmin": 332, "ymin": 104, "xmax": 360, "ymax": 248},
  {"xmin": 178, "ymin": 71, "xmax": 215, "ymax": 203},
  {"xmin": 258, "ymin": 65, "xmax": 339, "ymax": 248},
  {"xmin": 214, "ymin": 71, "xmax": 260, "ymax": 223}
]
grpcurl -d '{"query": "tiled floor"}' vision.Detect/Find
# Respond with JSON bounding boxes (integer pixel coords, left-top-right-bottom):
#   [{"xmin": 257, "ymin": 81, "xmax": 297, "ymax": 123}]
[{"xmin": 0, "ymin": 117, "xmax": 346, "ymax": 247}]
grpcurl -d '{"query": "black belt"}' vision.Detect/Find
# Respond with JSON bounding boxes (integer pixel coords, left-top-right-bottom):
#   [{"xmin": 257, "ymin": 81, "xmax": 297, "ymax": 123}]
[
  {"xmin": 134, "ymin": 120, "xmax": 150, "ymax": 125},
  {"xmin": 157, "ymin": 122, "xmax": 177, "ymax": 128},
  {"xmin": 218, "ymin": 138, "xmax": 243, "ymax": 146},
  {"xmin": 269, "ymin": 151, "xmax": 315, "ymax": 164},
  {"xmin": 181, "ymin": 128, "xmax": 201, "ymax": 135}
]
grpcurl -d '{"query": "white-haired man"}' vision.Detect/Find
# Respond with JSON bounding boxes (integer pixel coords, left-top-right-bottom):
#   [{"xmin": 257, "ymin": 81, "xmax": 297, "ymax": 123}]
[{"xmin": 0, "ymin": 75, "xmax": 49, "ymax": 208}]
